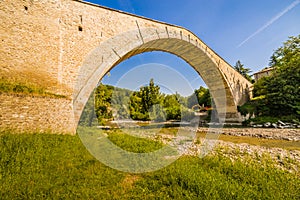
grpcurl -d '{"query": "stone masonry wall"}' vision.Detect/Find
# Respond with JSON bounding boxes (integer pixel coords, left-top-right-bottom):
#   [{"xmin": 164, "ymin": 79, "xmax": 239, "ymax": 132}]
[
  {"xmin": 0, "ymin": 0, "xmax": 65, "ymax": 94},
  {"xmin": 0, "ymin": 0, "xmax": 251, "ymax": 97},
  {"xmin": 0, "ymin": 0, "xmax": 252, "ymax": 134},
  {"xmin": 0, "ymin": 94, "xmax": 76, "ymax": 134}
]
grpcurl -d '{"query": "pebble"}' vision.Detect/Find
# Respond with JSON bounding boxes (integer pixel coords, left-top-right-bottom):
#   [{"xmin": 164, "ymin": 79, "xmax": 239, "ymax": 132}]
[{"xmin": 152, "ymin": 127, "xmax": 300, "ymax": 173}]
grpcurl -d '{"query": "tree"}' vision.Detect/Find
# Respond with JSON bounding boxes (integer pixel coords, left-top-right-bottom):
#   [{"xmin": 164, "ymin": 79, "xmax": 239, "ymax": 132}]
[
  {"xmin": 252, "ymin": 76, "xmax": 269, "ymax": 98},
  {"xmin": 252, "ymin": 34, "xmax": 300, "ymax": 118},
  {"xmin": 78, "ymin": 92, "xmax": 98, "ymax": 126},
  {"xmin": 111, "ymin": 87, "xmax": 132, "ymax": 119},
  {"xmin": 140, "ymin": 79, "xmax": 162, "ymax": 113},
  {"xmin": 264, "ymin": 35, "xmax": 300, "ymax": 117},
  {"xmin": 196, "ymin": 86, "xmax": 211, "ymax": 107},
  {"xmin": 163, "ymin": 94, "xmax": 181, "ymax": 120},
  {"xmin": 129, "ymin": 91, "xmax": 147, "ymax": 120},
  {"xmin": 94, "ymin": 84, "xmax": 113, "ymax": 124},
  {"xmin": 269, "ymin": 35, "xmax": 300, "ymax": 67},
  {"xmin": 187, "ymin": 86, "xmax": 211, "ymax": 108},
  {"xmin": 129, "ymin": 79, "xmax": 165, "ymax": 121},
  {"xmin": 234, "ymin": 60, "xmax": 253, "ymax": 82}
]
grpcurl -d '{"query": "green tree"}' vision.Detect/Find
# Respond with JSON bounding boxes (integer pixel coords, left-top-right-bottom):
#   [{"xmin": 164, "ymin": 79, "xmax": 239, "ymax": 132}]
[
  {"xmin": 129, "ymin": 91, "xmax": 147, "ymax": 120},
  {"xmin": 264, "ymin": 35, "xmax": 300, "ymax": 117},
  {"xmin": 94, "ymin": 84, "xmax": 113, "ymax": 125},
  {"xmin": 78, "ymin": 92, "xmax": 98, "ymax": 126},
  {"xmin": 197, "ymin": 86, "xmax": 211, "ymax": 107},
  {"xmin": 140, "ymin": 79, "xmax": 162, "ymax": 113},
  {"xmin": 252, "ymin": 34, "xmax": 300, "ymax": 118},
  {"xmin": 234, "ymin": 60, "xmax": 253, "ymax": 82},
  {"xmin": 111, "ymin": 87, "xmax": 132, "ymax": 119},
  {"xmin": 163, "ymin": 94, "xmax": 181, "ymax": 120},
  {"xmin": 269, "ymin": 35, "xmax": 300, "ymax": 67},
  {"xmin": 129, "ymin": 79, "xmax": 164, "ymax": 121},
  {"xmin": 187, "ymin": 86, "xmax": 211, "ymax": 108},
  {"xmin": 252, "ymin": 76, "xmax": 269, "ymax": 98},
  {"xmin": 187, "ymin": 93, "xmax": 198, "ymax": 108}
]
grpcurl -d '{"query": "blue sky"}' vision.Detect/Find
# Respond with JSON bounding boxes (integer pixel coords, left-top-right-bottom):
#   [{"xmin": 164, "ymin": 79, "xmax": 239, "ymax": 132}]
[{"xmin": 86, "ymin": 0, "xmax": 300, "ymax": 96}]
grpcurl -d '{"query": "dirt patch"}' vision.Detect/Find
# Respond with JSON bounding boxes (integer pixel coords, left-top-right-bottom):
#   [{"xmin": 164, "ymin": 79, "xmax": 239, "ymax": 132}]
[
  {"xmin": 198, "ymin": 127, "xmax": 300, "ymax": 141},
  {"xmin": 119, "ymin": 174, "xmax": 141, "ymax": 190}
]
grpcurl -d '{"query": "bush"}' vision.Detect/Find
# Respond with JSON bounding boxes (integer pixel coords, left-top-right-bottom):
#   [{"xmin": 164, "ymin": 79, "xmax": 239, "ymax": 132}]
[{"xmin": 242, "ymin": 115, "xmax": 299, "ymax": 126}]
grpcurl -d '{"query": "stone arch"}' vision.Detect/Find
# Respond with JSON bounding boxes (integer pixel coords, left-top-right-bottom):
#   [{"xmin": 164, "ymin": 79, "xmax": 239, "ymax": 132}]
[{"xmin": 73, "ymin": 27, "xmax": 242, "ymax": 125}]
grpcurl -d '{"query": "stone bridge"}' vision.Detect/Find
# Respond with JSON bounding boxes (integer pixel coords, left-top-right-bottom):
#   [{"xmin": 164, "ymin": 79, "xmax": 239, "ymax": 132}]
[{"xmin": 0, "ymin": 0, "xmax": 252, "ymax": 134}]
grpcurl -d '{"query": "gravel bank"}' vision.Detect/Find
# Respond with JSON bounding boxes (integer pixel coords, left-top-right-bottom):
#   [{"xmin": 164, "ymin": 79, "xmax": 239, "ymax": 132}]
[
  {"xmin": 154, "ymin": 127, "xmax": 300, "ymax": 173},
  {"xmin": 197, "ymin": 127, "xmax": 300, "ymax": 141}
]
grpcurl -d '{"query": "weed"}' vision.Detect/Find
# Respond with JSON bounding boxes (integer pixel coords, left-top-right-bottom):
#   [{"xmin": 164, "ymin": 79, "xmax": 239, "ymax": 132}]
[{"xmin": 0, "ymin": 79, "xmax": 66, "ymax": 98}]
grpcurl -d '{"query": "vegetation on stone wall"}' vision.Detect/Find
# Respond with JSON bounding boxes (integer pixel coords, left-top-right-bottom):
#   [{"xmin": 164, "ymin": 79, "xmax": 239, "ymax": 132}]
[{"xmin": 0, "ymin": 78, "xmax": 66, "ymax": 98}]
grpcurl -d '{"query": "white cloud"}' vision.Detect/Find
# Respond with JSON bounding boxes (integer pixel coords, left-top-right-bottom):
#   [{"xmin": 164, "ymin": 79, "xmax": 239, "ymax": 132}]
[{"xmin": 237, "ymin": 0, "xmax": 300, "ymax": 48}]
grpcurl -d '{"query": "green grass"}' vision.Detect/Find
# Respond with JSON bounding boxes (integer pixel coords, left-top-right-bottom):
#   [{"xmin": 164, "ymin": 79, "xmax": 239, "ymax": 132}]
[
  {"xmin": 107, "ymin": 130, "xmax": 164, "ymax": 153},
  {"xmin": 0, "ymin": 132, "xmax": 125, "ymax": 199},
  {"xmin": 0, "ymin": 131, "xmax": 299, "ymax": 199},
  {"xmin": 129, "ymin": 156, "xmax": 300, "ymax": 199}
]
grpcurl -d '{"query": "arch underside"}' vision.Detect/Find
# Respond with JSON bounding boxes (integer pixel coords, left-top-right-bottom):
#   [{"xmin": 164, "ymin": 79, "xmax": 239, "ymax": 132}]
[{"xmin": 74, "ymin": 28, "xmax": 244, "ymax": 124}]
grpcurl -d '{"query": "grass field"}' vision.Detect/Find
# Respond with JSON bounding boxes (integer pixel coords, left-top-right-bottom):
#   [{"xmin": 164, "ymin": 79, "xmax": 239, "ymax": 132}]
[{"xmin": 1, "ymin": 130, "xmax": 299, "ymax": 199}]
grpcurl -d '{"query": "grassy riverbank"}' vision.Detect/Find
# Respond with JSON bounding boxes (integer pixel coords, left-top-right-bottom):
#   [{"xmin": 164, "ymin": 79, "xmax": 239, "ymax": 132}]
[{"xmin": 0, "ymin": 131, "xmax": 299, "ymax": 199}]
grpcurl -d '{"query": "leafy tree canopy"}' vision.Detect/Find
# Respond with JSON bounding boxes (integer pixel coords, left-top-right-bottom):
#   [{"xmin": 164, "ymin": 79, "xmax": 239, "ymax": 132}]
[
  {"xmin": 187, "ymin": 86, "xmax": 211, "ymax": 108},
  {"xmin": 251, "ymin": 34, "xmax": 300, "ymax": 118},
  {"xmin": 92, "ymin": 79, "xmax": 213, "ymax": 123}
]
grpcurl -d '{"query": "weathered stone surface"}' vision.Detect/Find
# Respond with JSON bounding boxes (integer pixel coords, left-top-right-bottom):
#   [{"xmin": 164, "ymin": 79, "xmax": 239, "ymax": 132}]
[
  {"xmin": 0, "ymin": 94, "xmax": 75, "ymax": 134},
  {"xmin": 0, "ymin": 0, "xmax": 252, "ymax": 134}
]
